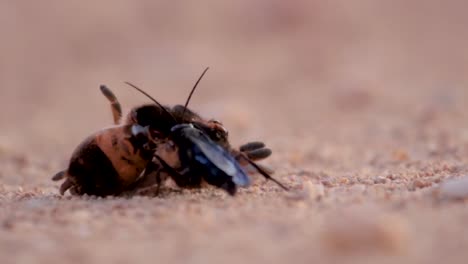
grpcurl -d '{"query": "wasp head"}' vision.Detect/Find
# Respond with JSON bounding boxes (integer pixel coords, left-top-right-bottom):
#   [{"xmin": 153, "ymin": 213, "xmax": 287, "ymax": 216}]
[{"xmin": 128, "ymin": 104, "xmax": 176, "ymax": 136}]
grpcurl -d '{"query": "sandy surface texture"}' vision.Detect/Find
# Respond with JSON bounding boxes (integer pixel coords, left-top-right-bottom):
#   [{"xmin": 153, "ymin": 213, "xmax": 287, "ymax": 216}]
[{"xmin": 2, "ymin": 1, "xmax": 468, "ymax": 264}]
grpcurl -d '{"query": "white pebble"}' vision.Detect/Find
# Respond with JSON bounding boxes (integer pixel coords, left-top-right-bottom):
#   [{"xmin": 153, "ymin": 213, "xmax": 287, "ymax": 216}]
[
  {"xmin": 436, "ymin": 176, "xmax": 468, "ymax": 200},
  {"xmin": 303, "ymin": 180, "xmax": 325, "ymax": 199}
]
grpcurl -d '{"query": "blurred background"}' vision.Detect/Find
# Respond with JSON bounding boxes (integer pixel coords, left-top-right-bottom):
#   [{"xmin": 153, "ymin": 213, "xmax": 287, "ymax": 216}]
[
  {"xmin": 3, "ymin": 2, "xmax": 468, "ymax": 263},
  {"xmin": 2, "ymin": 0, "xmax": 468, "ymax": 155}
]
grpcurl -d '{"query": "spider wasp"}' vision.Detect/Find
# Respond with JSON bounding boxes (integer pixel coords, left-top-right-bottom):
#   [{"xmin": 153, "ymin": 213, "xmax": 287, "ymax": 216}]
[{"xmin": 52, "ymin": 68, "xmax": 287, "ymax": 196}]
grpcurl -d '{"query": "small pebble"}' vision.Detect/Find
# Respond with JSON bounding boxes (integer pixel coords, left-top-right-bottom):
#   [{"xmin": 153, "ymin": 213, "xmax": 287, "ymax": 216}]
[
  {"xmin": 435, "ymin": 176, "xmax": 468, "ymax": 200},
  {"xmin": 374, "ymin": 176, "xmax": 387, "ymax": 184},
  {"xmin": 392, "ymin": 149, "xmax": 409, "ymax": 162},
  {"xmin": 284, "ymin": 181, "xmax": 324, "ymax": 201},
  {"xmin": 321, "ymin": 179, "xmax": 334, "ymax": 188},
  {"xmin": 303, "ymin": 181, "xmax": 324, "ymax": 200},
  {"xmin": 412, "ymin": 179, "xmax": 432, "ymax": 190},
  {"xmin": 338, "ymin": 178, "xmax": 350, "ymax": 185}
]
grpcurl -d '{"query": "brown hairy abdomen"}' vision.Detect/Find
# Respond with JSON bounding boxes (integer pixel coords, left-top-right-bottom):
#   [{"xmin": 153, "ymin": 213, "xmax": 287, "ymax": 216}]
[
  {"xmin": 66, "ymin": 133, "xmax": 122, "ymax": 196},
  {"xmin": 96, "ymin": 126, "xmax": 149, "ymax": 185}
]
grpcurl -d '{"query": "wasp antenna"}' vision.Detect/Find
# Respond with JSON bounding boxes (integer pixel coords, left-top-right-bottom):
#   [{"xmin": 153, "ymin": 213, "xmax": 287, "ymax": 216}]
[
  {"xmin": 181, "ymin": 67, "xmax": 209, "ymax": 121},
  {"xmin": 240, "ymin": 154, "xmax": 289, "ymax": 191},
  {"xmin": 124, "ymin": 81, "xmax": 178, "ymax": 123}
]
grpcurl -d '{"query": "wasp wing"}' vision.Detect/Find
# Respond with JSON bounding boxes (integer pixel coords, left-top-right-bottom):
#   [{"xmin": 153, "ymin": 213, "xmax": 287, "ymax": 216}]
[{"xmin": 183, "ymin": 128, "xmax": 251, "ymax": 187}]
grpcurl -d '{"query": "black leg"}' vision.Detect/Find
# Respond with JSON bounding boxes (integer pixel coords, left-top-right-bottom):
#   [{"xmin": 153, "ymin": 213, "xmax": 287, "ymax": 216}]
[
  {"xmin": 59, "ymin": 178, "xmax": 74, "ymax": 195},
  {"xmin": 237, "ymin": 153, "xmax": 288, "ymax": 191},
  {"xmin": 244, "ymin": 148, "xmax": 272, "ymax": 161},
  {"xmin": 239, "ymin": 141, "xmax": 266, "ymax": 152},
  {"xmin": 52, "ymin": 170, "xmax": 66, "ymax": 181},
  {"xmin": 154, "ymin": 155, "xmax": 201, "ymax": 188},
  {"xmin": 238, "ymin": 141, "xmax": 272, "ymax": 161},
  {"xmin": 123, "ymin": 161, "xmax": 164, "ymax": 196}
]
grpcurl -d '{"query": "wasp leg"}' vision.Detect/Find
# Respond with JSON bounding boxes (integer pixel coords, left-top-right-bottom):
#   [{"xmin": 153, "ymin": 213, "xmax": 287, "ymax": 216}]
[
  {"xmin": 69, "ymin": 185, "xmax": 82, "ymax": 196},
  {"xmin": 233, "ymin": 148, "xmax": 274, "ymax": 175},
  {"xmin": 236, "ymin": 141, "xmax": 274, "ymax": 174},
  {"xmin": 100, "ymin": 85, "xmax": 122, "ymax": 125},
  {"xmin": 239, "ymin": 141, "xmax": 266, "ymax": 152},
  {"xmin": 52, "ymin": 170, "xmax": 66, "ymax": 181},
  {"xmin": 239, "ymin": 141, "xmax": 272, "ymax": 161},
  {"xmin": 155, "ymin": 155, "xmax": 238, "ymax": 195},
  {"xmin": 153, "ymin": 168, "xmax": 165, "ymax": 196},
  {"xmin": 154, "ymin": 155, "xmax": 202, "ymax": 188},
  {"xmin": 59, "ymin": 178, "xmax": 74, "ymax": 195},
  {"xmin": 239, "ymin": 161, "xmax": 275, "ymax": 175},
  {"xmin": 244, "ymin": 148, "xmax": 272, "ymax": 161},
  {"xmin": 237, "ymin": 153, "xmax": 288, "ymax": 191},
  {"xmin": 129, "ymin": 173, "xmax": 162, "ymax": 196},
  {"xmin": 124, "ymin": 161, "xmax": 165, "ymax": 196}
]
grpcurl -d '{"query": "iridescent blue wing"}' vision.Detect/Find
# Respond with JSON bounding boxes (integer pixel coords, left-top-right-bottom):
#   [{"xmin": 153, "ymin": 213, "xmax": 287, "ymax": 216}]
[{"xmin": 183, "ymin": 127, "xmax": 251, "ymax": 187}]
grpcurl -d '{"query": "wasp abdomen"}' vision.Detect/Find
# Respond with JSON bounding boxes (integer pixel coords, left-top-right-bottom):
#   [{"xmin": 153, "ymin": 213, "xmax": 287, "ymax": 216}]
[
  {"xmin": 67, "ymin": 135, "xmax": 121, "ymax": 196},
  {"xmin": 96, "ymin": 126, "xmax": 149, "ymax": 185}
]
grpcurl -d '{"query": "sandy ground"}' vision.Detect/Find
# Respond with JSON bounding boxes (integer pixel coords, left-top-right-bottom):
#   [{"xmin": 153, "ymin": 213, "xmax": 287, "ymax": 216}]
[{"xmin": 2, "ymin": 1, "xmax": 468, "ymax": 264}]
